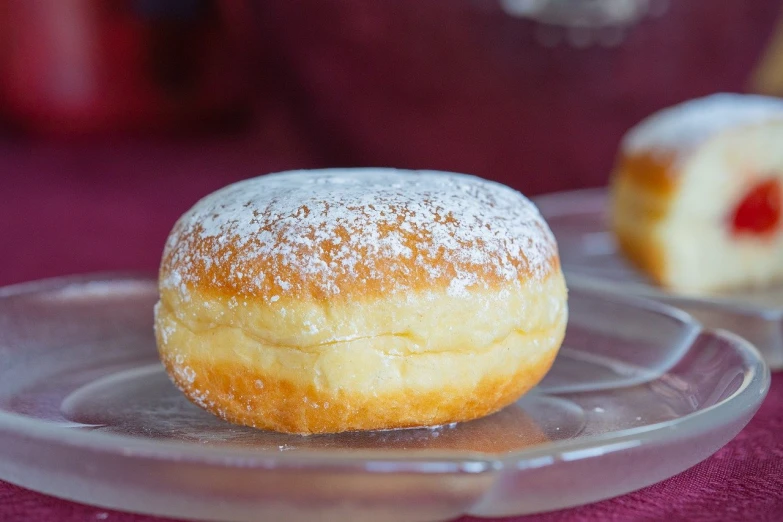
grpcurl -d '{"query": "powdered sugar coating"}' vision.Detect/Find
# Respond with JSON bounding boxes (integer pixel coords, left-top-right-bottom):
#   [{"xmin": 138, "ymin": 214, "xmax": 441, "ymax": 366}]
[
  {"xmin": 623, "ymin": 93, "xmax": 783, "ymax": 158},
  {"xmin": 160, "ymin": 169, "xmax": 558, "ymax": 301}
]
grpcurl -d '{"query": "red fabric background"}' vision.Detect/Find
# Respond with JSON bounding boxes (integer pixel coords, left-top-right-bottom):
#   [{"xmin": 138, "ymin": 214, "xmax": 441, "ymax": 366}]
[{"xmin": 2, "ymin": 1, "xmax": 783, "ymax": 520}]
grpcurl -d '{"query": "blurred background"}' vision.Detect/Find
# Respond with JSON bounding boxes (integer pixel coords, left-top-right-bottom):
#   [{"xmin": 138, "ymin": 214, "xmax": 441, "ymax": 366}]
[{"xmin": 2, "ymin": 0, "xmax": 783, "ymax": 286}]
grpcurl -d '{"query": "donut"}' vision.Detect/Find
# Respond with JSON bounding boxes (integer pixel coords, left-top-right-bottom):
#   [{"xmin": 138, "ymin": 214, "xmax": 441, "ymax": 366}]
[
  {"xmin": 155, "ymin": 168, "xmax": 567, "ymax": 434},
  {"xmin": 610, "ymin": 93, "xmax": 783, "ymax": 293}
]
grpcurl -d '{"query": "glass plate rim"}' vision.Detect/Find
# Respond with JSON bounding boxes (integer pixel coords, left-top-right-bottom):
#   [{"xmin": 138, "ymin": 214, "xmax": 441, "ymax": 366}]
[{"xmin": 0, "ymin": 274, "xmax": 770, "ymax": 474}]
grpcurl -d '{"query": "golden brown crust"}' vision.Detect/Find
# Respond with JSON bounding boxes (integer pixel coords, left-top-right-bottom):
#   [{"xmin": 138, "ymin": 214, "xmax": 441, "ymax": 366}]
[
  {"xmin": 161, "ymin": 226, "xmax": 561, "ymax": 303},
  {"xmin": 613, "ymin": 225, "xmax": 668, "ymax": 286},
  {"xmin": 614, "ymin": 151, "xmax": 678, "ymax": 199},
  {"xmin": 161, "ymin": 343, "xmax": 559, "ymax": 435},
  {"xmin": 159, "ymin": 169, "xmax": 559, "ymax": 303},
  {"xmin": 610, "ymin": 152, "xmax": 679, "ymax": 286}
]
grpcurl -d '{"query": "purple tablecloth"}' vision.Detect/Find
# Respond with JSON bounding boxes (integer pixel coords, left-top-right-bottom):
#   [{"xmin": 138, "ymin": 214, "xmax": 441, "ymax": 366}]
[{"xmin": 2, "ymin": 1, "xmax": 783, "ymax": 520}]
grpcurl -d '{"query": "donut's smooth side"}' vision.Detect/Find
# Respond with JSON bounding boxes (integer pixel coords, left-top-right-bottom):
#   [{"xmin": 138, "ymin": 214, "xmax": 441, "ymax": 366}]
[
  {"xmin": 610, "ymin": 152, "xmax": 676, "ymax": 287},
  {"xmin": 155, "ymin": 274, "xmax": 566, "ymax": 435}
]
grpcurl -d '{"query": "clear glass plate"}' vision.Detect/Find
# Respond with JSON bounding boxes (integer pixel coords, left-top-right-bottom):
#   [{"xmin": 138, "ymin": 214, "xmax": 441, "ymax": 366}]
[
  {"xmin": 0, "ymin": 274, "xmax": 769, "ymax": 522},
  {"xmin": 536, "ymin": 188, "xmax": 783, "ymax": 370}
]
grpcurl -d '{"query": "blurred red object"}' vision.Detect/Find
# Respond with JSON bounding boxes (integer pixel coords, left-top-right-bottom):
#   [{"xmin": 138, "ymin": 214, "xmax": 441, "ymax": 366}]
[{"xmin": 0, "ymin": 0, "xmax": 253, "ymax": 135}]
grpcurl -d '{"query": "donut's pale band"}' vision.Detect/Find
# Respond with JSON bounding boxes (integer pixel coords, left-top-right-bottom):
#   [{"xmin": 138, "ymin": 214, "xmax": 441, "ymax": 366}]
[{"xmin": 155, "ymin": 275, "xmax": 567, "ymax": 434}]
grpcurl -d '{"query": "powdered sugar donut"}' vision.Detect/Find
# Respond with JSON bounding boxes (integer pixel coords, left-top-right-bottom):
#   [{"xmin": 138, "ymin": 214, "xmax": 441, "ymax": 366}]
[
  {"xmin": 155, "ymin": 168, "xmax": 567, "ymax": 434},
  {"xmin": 611, "ymin": 94, "xmax": 783, "ymax": 293}
]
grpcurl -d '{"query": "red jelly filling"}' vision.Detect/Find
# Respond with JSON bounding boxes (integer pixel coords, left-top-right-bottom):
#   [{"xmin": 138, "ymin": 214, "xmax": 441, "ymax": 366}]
[{"xmin": 731, "ymin": 178, "xmax": 782, "ymax": 235}]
